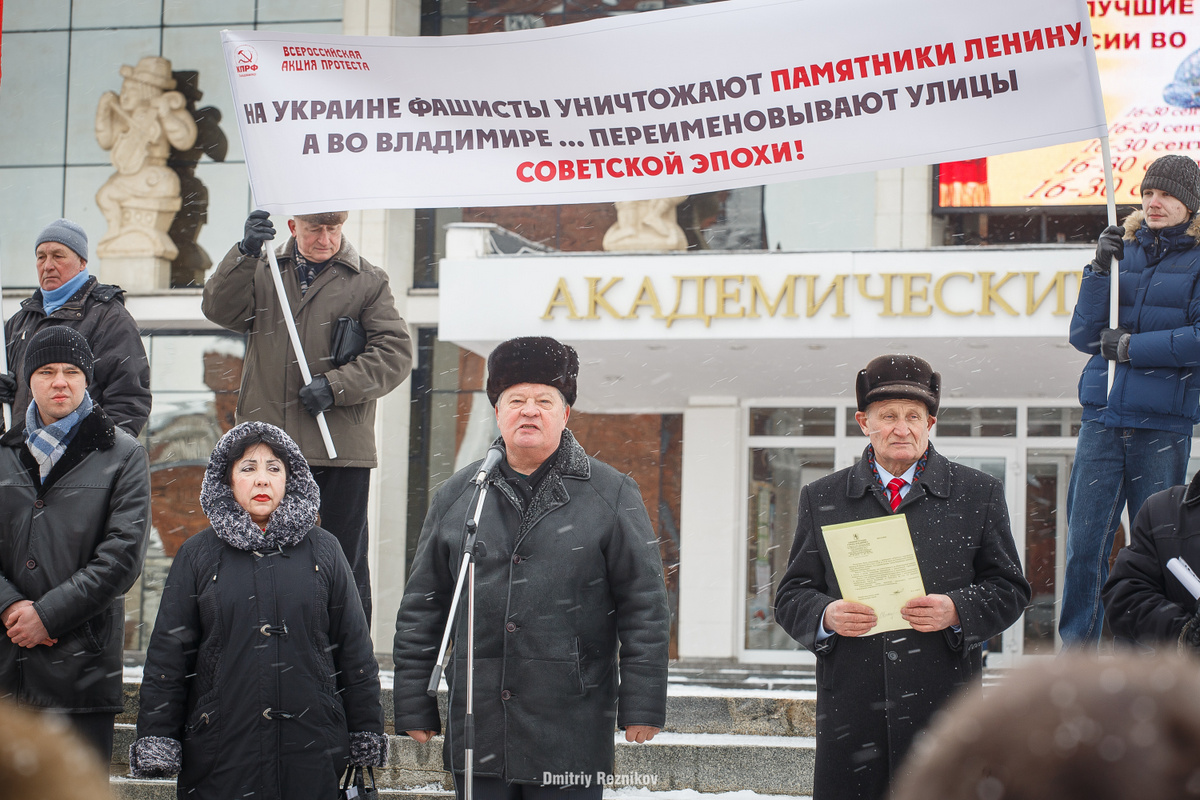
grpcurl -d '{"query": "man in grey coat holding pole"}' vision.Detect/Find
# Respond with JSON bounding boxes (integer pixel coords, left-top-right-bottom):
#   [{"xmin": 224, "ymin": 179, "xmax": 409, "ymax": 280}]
[{"xmin": 203, "ymin": 210, "xmax": 413, "ymax": 624}]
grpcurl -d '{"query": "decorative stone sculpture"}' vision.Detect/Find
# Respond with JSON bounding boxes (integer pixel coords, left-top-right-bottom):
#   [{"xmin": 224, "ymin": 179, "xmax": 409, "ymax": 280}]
[
  {"xmin": 168, "ymin": 71, "xmax": 229, "ymax": 287},
  {"xmin": 95, "ymin": 56, "xmax": 197, "ymax": 290},
  {"xmin": 602, "ymin": 196, "xmax": 689, "ymax": 251}
]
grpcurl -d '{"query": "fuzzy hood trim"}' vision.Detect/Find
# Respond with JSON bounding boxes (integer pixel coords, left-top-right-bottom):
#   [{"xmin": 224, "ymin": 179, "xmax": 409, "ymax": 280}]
[
  {"xmin": 1122, "ymin": 209, "xmax": 1200, "ymax": 243},
  {"xmin": 200, "ymin": 421, "xmax": 320, "ymax": 551}
]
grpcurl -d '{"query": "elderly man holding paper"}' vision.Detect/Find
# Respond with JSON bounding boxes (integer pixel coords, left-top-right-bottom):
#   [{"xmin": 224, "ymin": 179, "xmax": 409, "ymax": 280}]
[{"xmin": 774, "ymin": 354, "xmax": 1030, "ymax": 800}]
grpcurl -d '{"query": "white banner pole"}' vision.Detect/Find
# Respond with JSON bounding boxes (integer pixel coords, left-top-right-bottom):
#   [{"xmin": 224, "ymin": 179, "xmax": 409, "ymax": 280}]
[
  {"xmin": 1100, "ymin": 134, "xmax": 1120, "ymax": 397},
  {"xmin": 264, "ymin": 244, "xmax": 338, "ymax": 460}
]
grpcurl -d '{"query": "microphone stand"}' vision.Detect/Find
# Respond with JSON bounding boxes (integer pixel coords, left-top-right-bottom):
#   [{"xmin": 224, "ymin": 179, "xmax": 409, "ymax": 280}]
[{"xmin": 427, "ymin": 465, "xmax": 494, "ymax": 800}]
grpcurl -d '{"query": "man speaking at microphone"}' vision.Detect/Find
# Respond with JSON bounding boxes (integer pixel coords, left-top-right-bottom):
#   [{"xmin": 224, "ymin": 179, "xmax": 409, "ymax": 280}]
[{"xmin": 393, "ymin": 336, "xmax": 669, "ymax": 800}]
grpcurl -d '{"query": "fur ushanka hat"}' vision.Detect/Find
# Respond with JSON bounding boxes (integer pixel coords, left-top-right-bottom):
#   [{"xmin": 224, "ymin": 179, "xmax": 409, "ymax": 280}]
[
  {"xmin": 856, "ymin": 354, "xmax": 941, "ymax": 416},
  {"xmin": 485, "ymin": 336, "xmax": 579, "ymax": 407}
]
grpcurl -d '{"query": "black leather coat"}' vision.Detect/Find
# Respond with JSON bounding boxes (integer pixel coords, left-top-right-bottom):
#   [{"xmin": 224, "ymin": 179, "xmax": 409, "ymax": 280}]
[
  {"xmin": 393, "ymin": 431, "xmax": 670, "ymax": 784},
  {"xmin": 0, "ymin": 407, "xmax": 151, "ymax": 713},
  {"xmin": 1103, "ymin": 469, "xmax": 1200, "ymax": 648}
]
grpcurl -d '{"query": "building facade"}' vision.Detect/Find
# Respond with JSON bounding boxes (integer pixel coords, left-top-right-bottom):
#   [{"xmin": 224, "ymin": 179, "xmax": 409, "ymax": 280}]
[{"xmin": 3, "ymin": 0, "xmax": 1189, "ymax": 664}]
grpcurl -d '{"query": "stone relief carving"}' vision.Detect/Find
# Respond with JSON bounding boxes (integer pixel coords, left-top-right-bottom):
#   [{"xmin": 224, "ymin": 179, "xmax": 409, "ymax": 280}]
[
  {"xmin": 95, "ymin": 56, "xmax": 197, "ymax": 272},
  {"xmin": 603, "ymin": 196, "xmax": 689, "ymax": 252}
]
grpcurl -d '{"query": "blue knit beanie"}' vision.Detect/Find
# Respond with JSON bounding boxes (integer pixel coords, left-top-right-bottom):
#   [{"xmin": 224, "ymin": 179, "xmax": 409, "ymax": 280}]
[{"xmin": 35, "ymin": 219, "xmax": 89, "ymax": 262}]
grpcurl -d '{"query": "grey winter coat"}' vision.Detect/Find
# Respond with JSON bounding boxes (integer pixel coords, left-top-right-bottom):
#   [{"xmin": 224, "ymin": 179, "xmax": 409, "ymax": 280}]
[
  {"xmin": 4, "ymin": 276, "xmax": 151, "ymax": 436},
  {"xmin": 0, "ymin": 406, "xmax": 151, "ymax": 713},
  {"xmin": 129, "ymin": 421, "xmax": 386, "ymax": 800},
  {"xmin": 774, "ymin": 445, "xmax": 1030, "ymax": 800},
  {"xmin": 393, "ymin": 430, "xmax": 670, "ymax": 784},
  {"xmin": 202, "ymin": 237, "xmax": 413, "ymax": 468}
]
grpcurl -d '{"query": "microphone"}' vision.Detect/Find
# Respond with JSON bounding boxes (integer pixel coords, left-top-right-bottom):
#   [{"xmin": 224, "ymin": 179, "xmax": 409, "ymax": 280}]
[{"xmin": 473, "ymin": 445, "xmax": 505, "ymax": 485}]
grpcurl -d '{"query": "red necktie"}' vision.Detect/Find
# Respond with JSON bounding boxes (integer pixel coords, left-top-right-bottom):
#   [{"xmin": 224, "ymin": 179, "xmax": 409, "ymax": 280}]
[{"xmin": 887, "ymin": 477, "xmax": 906, "ymax": 512}]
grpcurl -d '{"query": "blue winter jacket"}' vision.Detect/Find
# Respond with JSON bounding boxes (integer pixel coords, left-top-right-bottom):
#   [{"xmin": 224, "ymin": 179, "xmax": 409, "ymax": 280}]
[{"xmin": 1069, "ymin": 210, "xmax": 1200, "ymax": 435}]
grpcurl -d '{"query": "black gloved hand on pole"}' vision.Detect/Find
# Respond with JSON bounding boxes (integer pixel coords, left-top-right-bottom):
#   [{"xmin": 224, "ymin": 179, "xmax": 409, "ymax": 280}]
[
  {"xmin": 239, "ymin": 210, "xmax": 276, "ymax": 257},
  {"xmin": 1090, "ymin": 225, "xmax": 1124, "ymax": 275},
  {"xmin": 0, "ymin": 373, "xmax": 15, "ymax": 406},
  {"xmin": 1099, "ymin": 327, "xmax": 1131, "ymax": 362},
  {"xmin": 299, "ymin": 375, "xmax": 335, "ymax": 417}
]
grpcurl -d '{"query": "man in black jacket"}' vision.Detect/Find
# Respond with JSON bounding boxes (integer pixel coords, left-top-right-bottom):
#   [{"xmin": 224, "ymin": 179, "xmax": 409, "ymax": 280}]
[
  {"xmin": 0, "ymin": 326, "xmax": 151, "ymax": 761},
  {"xmin": 1, "ymin": 219, "xmax": 151, "ymax": 436},
  {"xmin": 393, "ymin": 337, "xmax": 669, "ymax": 800},
  {"xmin": 1102, "ymin": 469, "xmax": 1200, "ymax": 653}
]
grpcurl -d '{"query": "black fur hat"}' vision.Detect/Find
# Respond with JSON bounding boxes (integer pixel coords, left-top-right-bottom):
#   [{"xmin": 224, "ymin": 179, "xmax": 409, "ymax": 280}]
[
  {"xmin": 856, "ymin": 354, "xmax": 941, "ymax": 416},
  {"xmin": 486, "ymin": 337, "xmax": 579, "ymax": 407}
]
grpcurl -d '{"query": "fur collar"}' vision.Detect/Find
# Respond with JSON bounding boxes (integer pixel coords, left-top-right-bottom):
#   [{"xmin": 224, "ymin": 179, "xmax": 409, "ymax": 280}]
[
  {"xmin": 490, "ymin": 428, "xmax": 590, "ymax": 482},
  {"xmin": 1122, "ymin": 209, "xmax": 1200, "ymax": 244},
  {"xmin": 2, "ymin": 406, "xmax": 117, "ymax": 493},
  {"xmin": 489, "ymin": 429, "xmax": 590, "ymax": 531},
  {"xmin": 200, "ymin": 421, "xmax": 320, "ymax": 551}
]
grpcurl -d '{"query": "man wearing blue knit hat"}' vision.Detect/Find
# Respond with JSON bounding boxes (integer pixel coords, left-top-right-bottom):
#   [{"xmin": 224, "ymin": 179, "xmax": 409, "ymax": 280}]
[{"xmin": 1, "ymin": 219, "xmax": 151, "ymax": 436}]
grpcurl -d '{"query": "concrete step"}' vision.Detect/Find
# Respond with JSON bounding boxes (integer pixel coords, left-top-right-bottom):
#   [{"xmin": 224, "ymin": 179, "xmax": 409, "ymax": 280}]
[
  {"xmin": 109, "ymin": 776, "xmax": 454, "ymax": 800},
  {"xmin": 118, "ymin": 681, "xmax": 816, "ymax": 738},
  {"xmin": 113, "ymin": 725, "xmax": 815, "ymax": 796}
]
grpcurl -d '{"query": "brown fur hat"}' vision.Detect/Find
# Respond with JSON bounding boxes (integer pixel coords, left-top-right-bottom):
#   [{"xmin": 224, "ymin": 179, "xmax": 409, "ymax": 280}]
[
  {"xmin": 292, "ymin": 211, "xmax": 348, "ymax": 226},
  {"xmin": 486, "ymin": 337, "xmax": 579, "ymax": 407},
  {"xmin": 856, "ymin": 354, "xmax": 940, "ymax": 416}
]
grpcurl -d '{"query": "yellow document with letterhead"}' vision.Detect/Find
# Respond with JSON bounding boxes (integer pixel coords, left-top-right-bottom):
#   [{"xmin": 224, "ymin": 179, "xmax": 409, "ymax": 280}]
[{"xmin": 822, "ymin": 515, "xmax": 926, "ymax": 635}]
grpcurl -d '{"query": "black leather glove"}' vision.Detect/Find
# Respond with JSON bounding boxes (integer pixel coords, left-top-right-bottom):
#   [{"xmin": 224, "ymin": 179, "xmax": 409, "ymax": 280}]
[
  {"xmin": 1180, "ymin": 601, "xmax": 1200, "ymax": 652},
  {"xmin": 239, "ymin": 210, "xmax": 275, "ymax": 257},
  {"xmin": 298, "ymin": 375, "xmax": 334, "ymax": 417},
  {"xmin": 1090, "ymin": 224, "xmax": 1124, "ymax": 275},
  {"xmin": 0, "ymin": 373, "xmax": 15, "ymax": 406},
  {"xmin": 1099, "ymin": 327, "xmax": 1131, "ymax": 362}
]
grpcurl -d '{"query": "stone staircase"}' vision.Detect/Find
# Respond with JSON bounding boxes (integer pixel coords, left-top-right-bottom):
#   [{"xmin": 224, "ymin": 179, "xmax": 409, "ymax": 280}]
[{"xmin": 109, "ymin": 660, "xmax": 817, "ymax": 799}]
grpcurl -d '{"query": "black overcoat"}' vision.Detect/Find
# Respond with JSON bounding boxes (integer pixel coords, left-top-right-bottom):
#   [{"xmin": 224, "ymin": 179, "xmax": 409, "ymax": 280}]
[
  {"xmin": 0, "ymin": 408, "xmax": 150, "ymax": 713},
  {"xmin": 393, "ymin": 430, "xmax": 670, "ymax": 784},
  {"xmin": 130, "ymin": 421, "xmax": 386, "ymax": 800},
  {"xmin": 774, "ymin": 445, "xmax": 1030, "ymax": 800},
  {"xmin": 1102, "ymin": 469, "xmax": 1200, "ymax": 648}
]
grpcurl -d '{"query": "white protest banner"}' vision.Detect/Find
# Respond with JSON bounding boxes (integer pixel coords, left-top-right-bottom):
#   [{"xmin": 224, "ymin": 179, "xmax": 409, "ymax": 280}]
[{"xmin": 221, "ymin": 0, "xmax": 1106, "ymax": 212}]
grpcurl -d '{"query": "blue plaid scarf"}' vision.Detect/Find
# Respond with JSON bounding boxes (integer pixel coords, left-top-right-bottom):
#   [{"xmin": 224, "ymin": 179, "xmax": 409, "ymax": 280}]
[{"xmin": 25, "ymin": 391, "xmax": 93, "ymax": 480}]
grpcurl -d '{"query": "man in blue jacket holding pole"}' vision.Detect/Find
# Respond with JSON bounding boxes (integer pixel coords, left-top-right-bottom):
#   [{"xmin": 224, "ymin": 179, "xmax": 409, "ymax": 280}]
[{"xmin": 1060, "ymin": 154, "xmax": 1200, "ymax": 648}]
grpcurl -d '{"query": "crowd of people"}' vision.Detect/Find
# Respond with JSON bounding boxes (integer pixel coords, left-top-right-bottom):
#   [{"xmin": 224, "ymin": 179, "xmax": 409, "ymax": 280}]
[{"xmin": 1, "ymin": 154, "xmax": 1199, "ymax": 800}]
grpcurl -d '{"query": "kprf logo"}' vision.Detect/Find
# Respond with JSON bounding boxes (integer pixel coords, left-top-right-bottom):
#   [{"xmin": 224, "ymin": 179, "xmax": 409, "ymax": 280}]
[{"xmin": 236, "ymin": 45, "xmax": 259, "ymax": 75}]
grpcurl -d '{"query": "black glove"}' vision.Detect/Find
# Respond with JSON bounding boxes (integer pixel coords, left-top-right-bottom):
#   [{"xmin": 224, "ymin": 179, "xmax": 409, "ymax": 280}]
[
  {"xmin": 1180, "ymin": 601, "xmax": 1200, "ymax": 652},
  {"xmin": 239, "ymin": 210, "xmax": 275, "ymax": 257},
  {"xmin": 298, "ymin": 375, "xmax": 334, "ymax": 417},
  {"xmin": 1090, "ymin": 225, "xmax": 1124, "ymax": 275},
  {"xmin": 1099, "ymin": 327, "xmax": 1131, "ymax": 362},
  {"xmin": 0, "ymin": 372, "xmax": 15, "ymax": 406}
]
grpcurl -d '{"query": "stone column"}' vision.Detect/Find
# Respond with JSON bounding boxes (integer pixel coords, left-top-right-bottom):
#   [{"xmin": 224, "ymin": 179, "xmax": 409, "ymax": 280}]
[{"xmin": 678, "ymin": 397, "xmax": 742, "ymax": 659}]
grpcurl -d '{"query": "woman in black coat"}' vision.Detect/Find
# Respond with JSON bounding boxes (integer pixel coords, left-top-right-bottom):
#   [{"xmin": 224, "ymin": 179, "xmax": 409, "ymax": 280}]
[{"xmin": 129, "ymin": 421, "xmax": 387, "ymax": 799}]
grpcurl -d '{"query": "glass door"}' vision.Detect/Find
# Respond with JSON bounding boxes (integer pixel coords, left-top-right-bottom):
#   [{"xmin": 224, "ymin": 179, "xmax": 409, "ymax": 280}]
[{"xmin": 906, "ymin": 442, "xmax": 1024, "ymax": 666}]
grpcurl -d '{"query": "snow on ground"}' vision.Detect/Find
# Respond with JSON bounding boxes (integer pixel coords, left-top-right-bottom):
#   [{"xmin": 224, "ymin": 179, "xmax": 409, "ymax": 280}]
[
  {"xmin": 606, "ymin": 789, "xmax": 811, "ymax": 800},
  {"xmin": 616, "ymin": 731, "xmax": 815, "ymax": 748}
]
